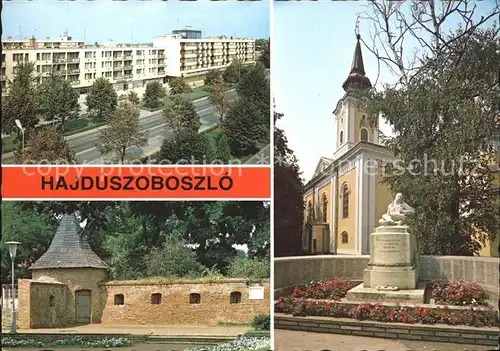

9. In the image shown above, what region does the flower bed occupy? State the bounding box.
[184,336,270,351]
[275,297,498,328]
[431,280,489,306]
[290,278,357,300]
[2,336,132,348]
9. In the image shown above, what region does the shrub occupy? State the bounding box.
[251,313,270,331]
[228,258,270,279]
[431,280,489,306]
[291,278,356,300]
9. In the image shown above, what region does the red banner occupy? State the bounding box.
[2,166,271,200]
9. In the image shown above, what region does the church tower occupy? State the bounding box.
[333,34,378,159]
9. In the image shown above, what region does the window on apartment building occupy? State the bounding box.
[85,73,92,80]
[151,293,162,304]
[342,184,349,218]
[341,232,349,244]
[229,292,241,304]
[136,50,142,55]
[189,293,201,304]
[37,53,40,60]
[114,294,125,306]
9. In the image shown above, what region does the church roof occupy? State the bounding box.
[30,214,108,270]
[342,34,372,92]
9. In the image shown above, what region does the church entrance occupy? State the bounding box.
[75,290,91,324]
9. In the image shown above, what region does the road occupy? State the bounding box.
[2,91,237,164]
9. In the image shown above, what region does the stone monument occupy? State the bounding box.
[347,193,425,302]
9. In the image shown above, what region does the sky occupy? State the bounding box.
[2,0,270,43]
[273,1,497,182]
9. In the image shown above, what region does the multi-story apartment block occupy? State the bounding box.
[1,31,256,97]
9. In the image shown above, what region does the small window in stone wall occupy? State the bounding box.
[230,291,241,304]
[189,293,201,304]
[151,293,162,304]
[114,294,125,305]
[49,295,55,307]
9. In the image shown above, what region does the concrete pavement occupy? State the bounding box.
[275,330,494,351]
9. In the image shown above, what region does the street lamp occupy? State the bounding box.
[14,119,25,151]
[5,241,20,333]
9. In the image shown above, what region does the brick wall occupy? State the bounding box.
[274,255,499,299]
[275,314,499,347]
[31,268,108,325]
[101,279,270,325]
[18,280,68,329]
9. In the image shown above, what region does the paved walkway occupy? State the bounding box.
[9,324,251,337]
[275,330,495,351]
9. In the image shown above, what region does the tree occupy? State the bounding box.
[169,77,191,95]
[145,233,204,277]
[216,133,231,163]
[223,59,244,84]
[223,98,263,157]
[1,202,58,280]
[37,73,79,131]
[158,131,214,164]
[236,63,270,141]
[228,257,270,279]
[210,78,231,122]
[96,101,147,164]
[359,2,499,255]
[204,69,222,86]
[143,81,166,107]
[274,110,305,257]
[1,61,38,137]
[162,95,201,135]
[258,38,270,69]
[127,91,140,105]
[15,126,77,164]
[85,77,117,119]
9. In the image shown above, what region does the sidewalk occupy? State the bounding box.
[9,324,251,337]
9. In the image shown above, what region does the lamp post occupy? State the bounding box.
[14,119,25,151]
[5,241,20,333]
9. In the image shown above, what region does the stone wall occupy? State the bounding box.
[32,268,108,325]
[18,279,67,329]
[274,255,499,298]
[101,279,270,325]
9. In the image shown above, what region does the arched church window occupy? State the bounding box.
[342,185,349,218]
[307,201,313,222]
[341,231,349,244]
[340,131,344,144]
[321,194,328,222]
[360,128,369,142]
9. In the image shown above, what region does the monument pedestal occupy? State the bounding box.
[347,226,425,303]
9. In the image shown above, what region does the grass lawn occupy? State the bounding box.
[2,134,18,154]
[184,85,213,101]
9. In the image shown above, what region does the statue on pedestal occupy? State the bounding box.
[378,193,415,226]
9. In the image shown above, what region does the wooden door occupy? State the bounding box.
[75,290,91,324]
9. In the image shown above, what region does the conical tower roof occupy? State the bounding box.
[342,34,372,92]
[30,214,108,270]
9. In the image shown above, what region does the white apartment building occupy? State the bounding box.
[1,32,256,97]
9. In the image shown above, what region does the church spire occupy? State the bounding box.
[342,34,372,92]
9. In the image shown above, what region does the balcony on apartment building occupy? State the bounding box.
[67,57,80,63]
[123,65,133,70]
[113,65,123,71]
[70,80,80,86]
[113,55,123,61]
[158,53,165,58]
[2,61,6,67]
[52,57,66,63]
[68,68,80,75]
